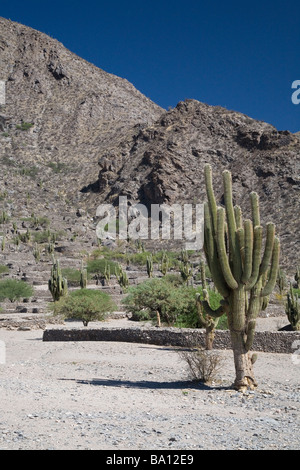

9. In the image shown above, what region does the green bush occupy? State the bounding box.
[50,288,117,326]
[0,279,34,302]
[87,258,119,277]
[47,162,69,174]
[122,277,226,328]
[16,122,34,131]
[0,265,9,275]
[61,268,90,286]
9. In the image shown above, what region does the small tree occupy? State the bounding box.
[51,288,117,326]
[0,279,34,302]
[122,277,223,328]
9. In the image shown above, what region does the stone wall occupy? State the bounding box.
[42,326,300,354]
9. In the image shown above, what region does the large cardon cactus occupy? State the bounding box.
[201,164,280,391]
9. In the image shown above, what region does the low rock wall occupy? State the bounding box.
[42,326,300,354]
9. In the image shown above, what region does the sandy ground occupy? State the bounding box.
[0,318,299,450]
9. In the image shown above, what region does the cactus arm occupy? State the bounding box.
[250,192,260,227]
[234,205,243,230]
[245,226,263,290]
[197,291,228,319]
[223,170,242,280]
[244,320,256,352]
[261,237,280,297]
[241,219,253,284]
[204,164,218,235]
[204,203,229,298]
[216,207,238,290]
[200,260,207,290]
[203,202,214,265]
[259,222,275,277]
[237,227,245,265]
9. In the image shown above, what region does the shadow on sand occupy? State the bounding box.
[59,377,232,391]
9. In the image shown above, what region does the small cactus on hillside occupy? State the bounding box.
[295,266,300,289]
[146,254,153,278]
[277,268,287,294]
[286,284,300,331]
[33,243,41,263]
[48,257,68,301]
[80,261,87,289]
[160,251,169,276]
[104,261,111,284]
[180,250,192,285]
[116,264,129,291]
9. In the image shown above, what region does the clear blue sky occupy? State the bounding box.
[1,0,299,132]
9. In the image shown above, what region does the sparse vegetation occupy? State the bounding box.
[47,162,69,174]
[0,265,9,275]
[50,288,117,326]
[87,258,119,277]
[0,279,34,302]
[177,346,224,384]
[122,276,225,329]
[16,122,34,131]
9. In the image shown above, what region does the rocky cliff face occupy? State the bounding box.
[96,100,300,268]
[0,18,299,270]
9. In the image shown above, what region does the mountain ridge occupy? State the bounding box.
[0,17,299,270]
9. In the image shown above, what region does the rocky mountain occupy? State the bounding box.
[96,100,300,269]
[0,17,162,212]
[0,17,299,271]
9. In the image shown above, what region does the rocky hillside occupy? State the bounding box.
[0,17,163,219]
[96,99,300,269]
[0,18,299,272]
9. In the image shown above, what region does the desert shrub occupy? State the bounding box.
[19,166,39,178]
[33,230,51,244]
[0,211,9,224]
[61,268,91,286]
[122,277,225,328]
[122,278,189,325]
[0,265,9,275]
[128,250,182,268]
[50,288,117,326]
[16,122,34,131]
[0,279,34,302]
[175,286,226,329]
[177,347,224,384]
[47,162,69,174]
[86,258,119,277]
